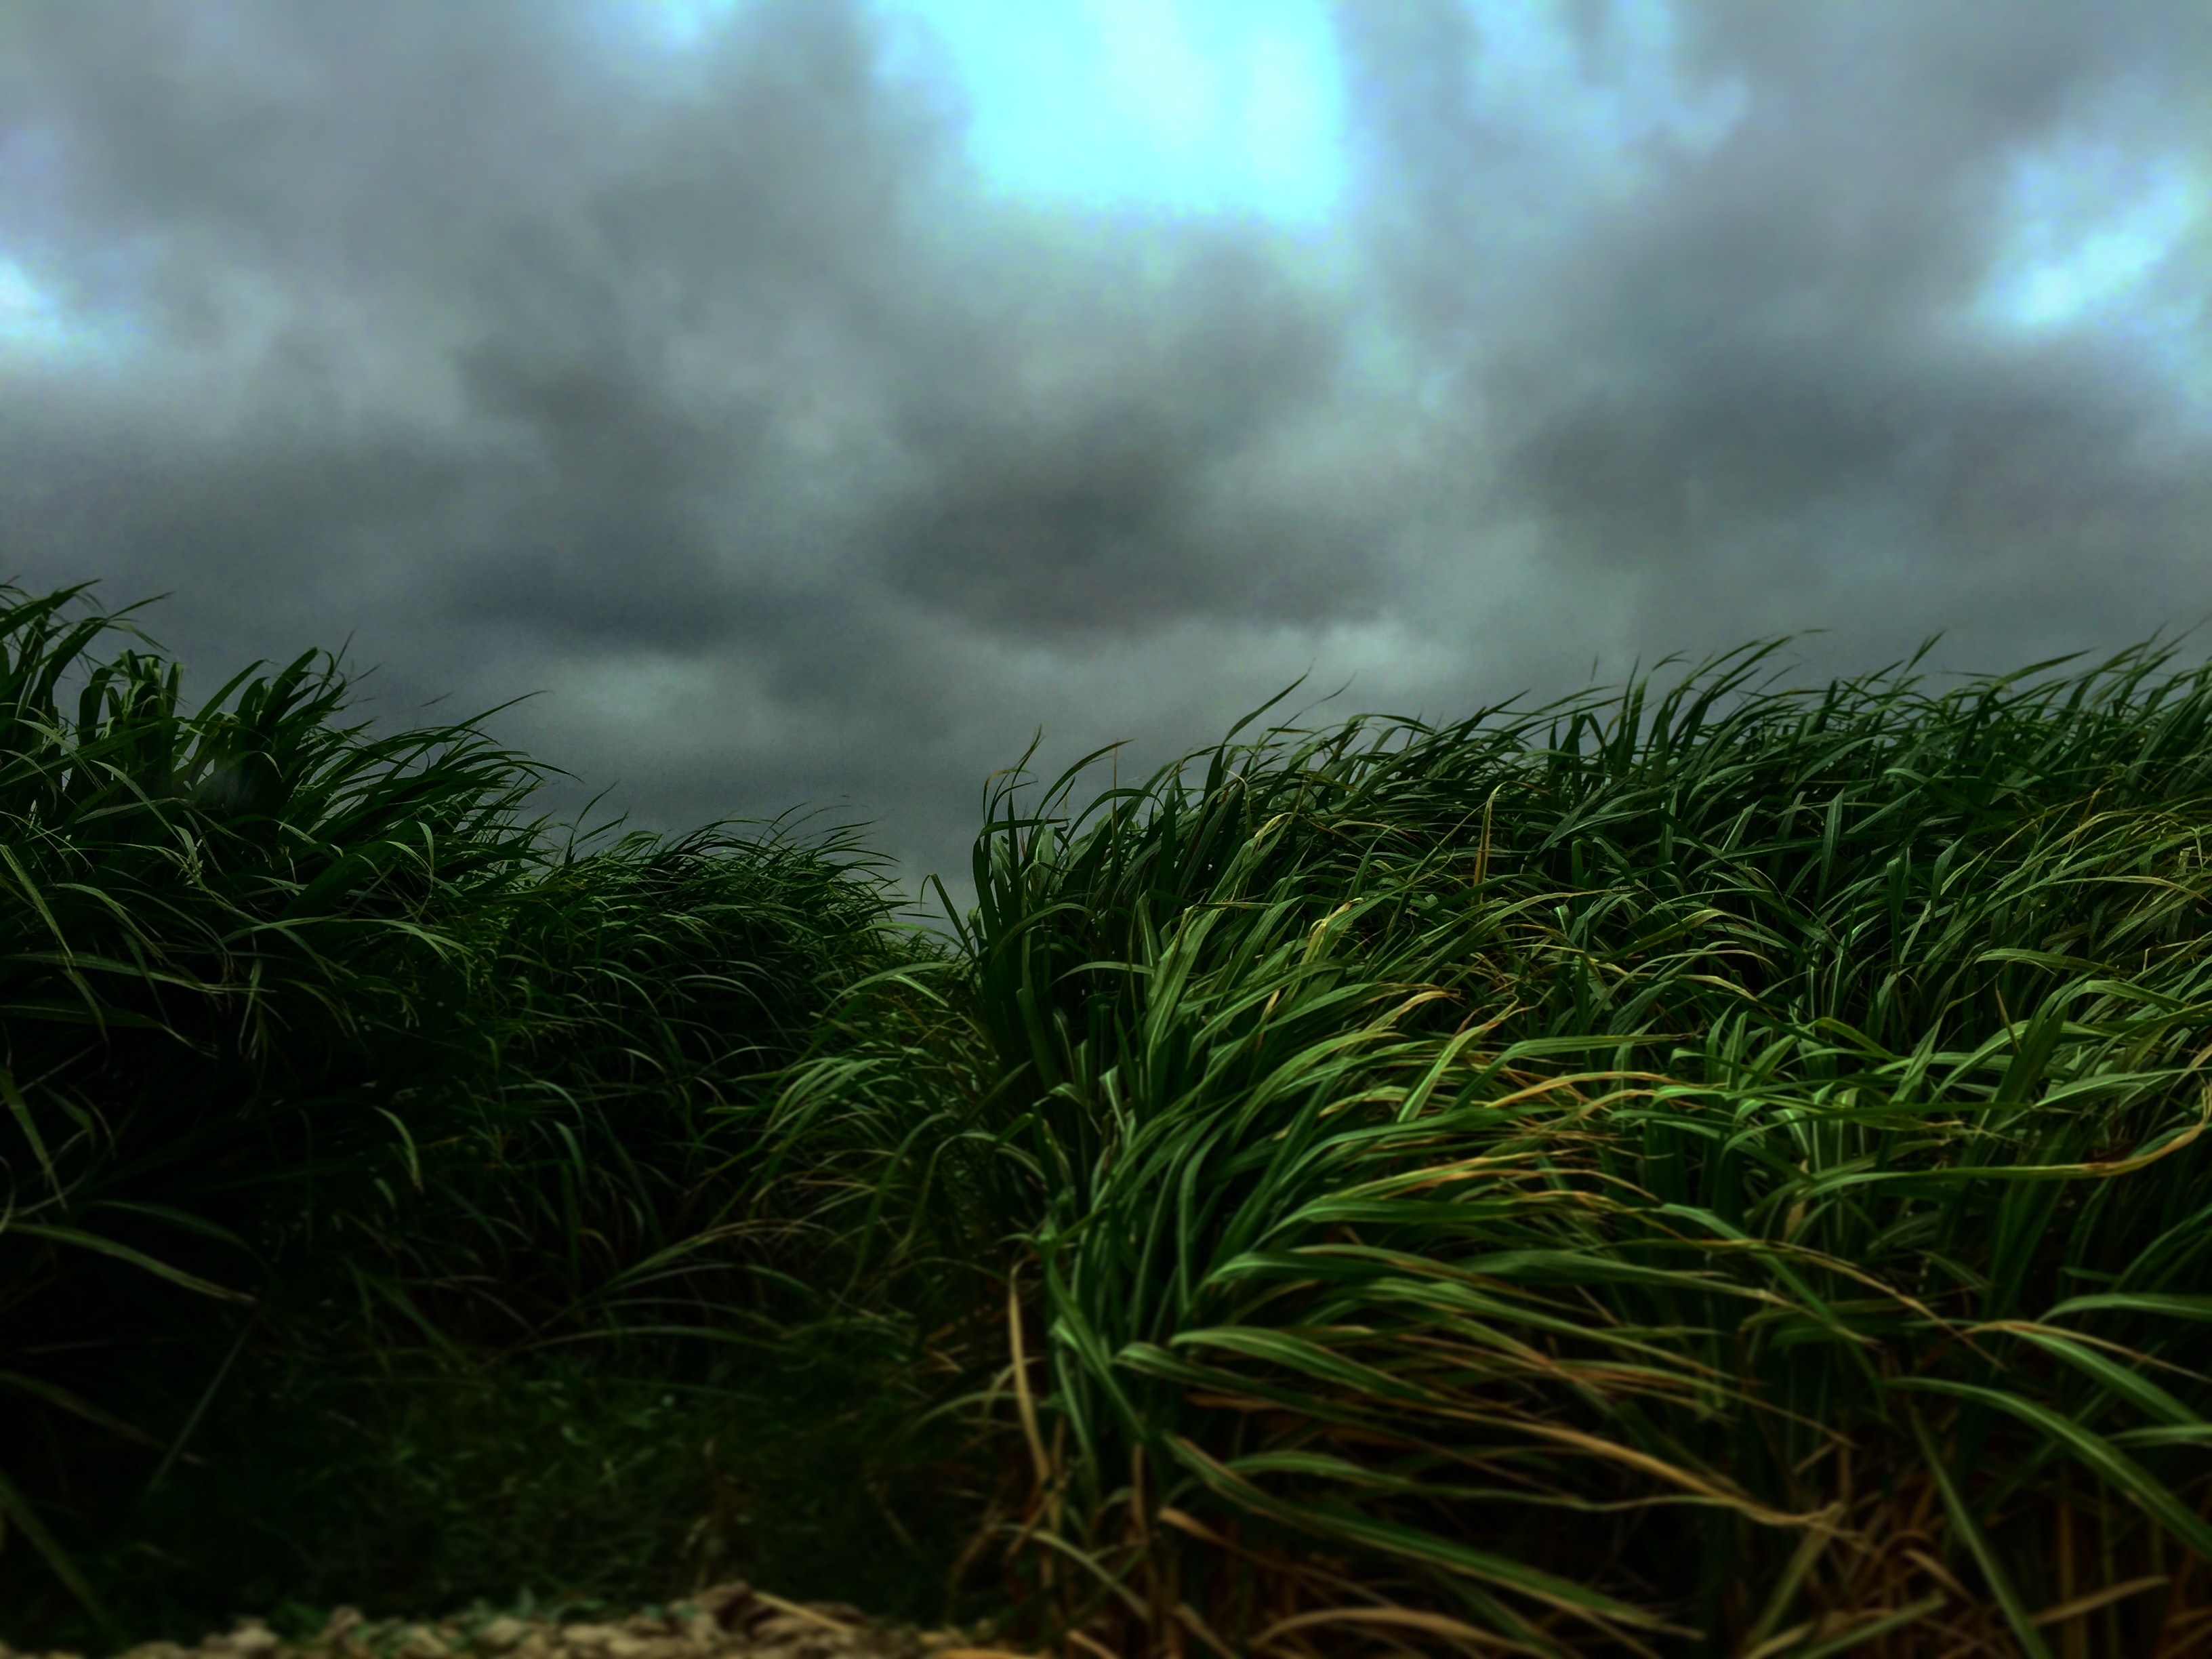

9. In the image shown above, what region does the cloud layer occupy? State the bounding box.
[2,0,2207,900]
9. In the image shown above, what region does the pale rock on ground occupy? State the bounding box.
[0,1582,1029,1659]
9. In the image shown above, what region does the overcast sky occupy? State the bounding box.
[3,0,2208,907]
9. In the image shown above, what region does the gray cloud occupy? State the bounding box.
[1340,0,2211,660]
[1,0,2207,905]
[873,226,1366,634]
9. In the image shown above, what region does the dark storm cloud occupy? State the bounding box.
[438,343,760,647]
[875,226,1364,634]
[1338,0,2211,659]
[1,0,2207,902]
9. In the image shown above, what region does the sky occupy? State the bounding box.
[1,0,2208,909]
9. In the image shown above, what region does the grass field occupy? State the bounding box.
[5,578,2212,1658]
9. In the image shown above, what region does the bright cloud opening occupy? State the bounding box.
[636,0,1348,224]
[1978,146,2205,331]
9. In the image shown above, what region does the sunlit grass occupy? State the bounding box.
[8,581,2212,1656]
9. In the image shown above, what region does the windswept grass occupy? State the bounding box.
[0,582,964,1647]
[9,580,2212,1656]
[766,637,2212,1655]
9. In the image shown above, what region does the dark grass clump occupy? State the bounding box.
[0,582,972,1650]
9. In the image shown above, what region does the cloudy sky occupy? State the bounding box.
[2,0,2207,905]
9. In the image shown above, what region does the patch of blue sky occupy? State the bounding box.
[0,255,115,365]
[886,0,1345,226]
[1974,142,2210,422]
[1979,147,2203,330]
[636,0,1347,226]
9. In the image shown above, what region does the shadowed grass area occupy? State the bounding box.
[0,581,975,1648]
[9,580,2212,1656]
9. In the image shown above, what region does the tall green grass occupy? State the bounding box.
[767,639,2212,1654]
[9,579,2212,1656]
[0,582,972,1648]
